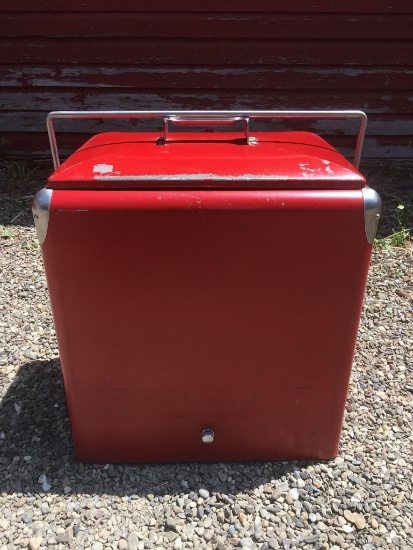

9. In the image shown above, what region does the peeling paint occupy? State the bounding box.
[93,163,114,174]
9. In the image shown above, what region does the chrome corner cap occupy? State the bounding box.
[362,187,382,244]
[32,188,53,245]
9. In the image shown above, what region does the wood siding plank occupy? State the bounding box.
[2,13,413,39]
[1,90,413,115]
[2,1,413,14]
[2,38,413,66]
[3,65,412,91]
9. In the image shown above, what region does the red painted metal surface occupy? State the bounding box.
[48,131,364,190]
[39,131,374,463]
[0,4,412,160]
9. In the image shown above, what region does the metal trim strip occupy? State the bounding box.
[32,189,53,245]
[362,187,382,244]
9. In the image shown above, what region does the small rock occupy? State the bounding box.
[228,525,237,536]
[165,517,177,532]
[42,480,51,492]
[199,488,210,499]
[204,529,214,542]
[272,482,289,500]
[305,535,319,544]
[29,538,42,550]
[164,532,179,543]
[344,510,366,529]
[371,517,379,529]
[128,532,140,550]
[337,516,346,527]
[21,512,33,524]
[203,516,213,529]
[14,497,26,508]
[91,543,103,550]
[118,540,128,550]
[288,489,299,501]
[268,538,280,550]
[184,524,195,539]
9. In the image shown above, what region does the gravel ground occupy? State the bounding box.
[0,162,412,550]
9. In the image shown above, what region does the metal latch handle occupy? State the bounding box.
[46,110,367,170]
[164,116,250,143]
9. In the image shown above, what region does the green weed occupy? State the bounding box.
[375,203,411,249]
[0,225,13,239]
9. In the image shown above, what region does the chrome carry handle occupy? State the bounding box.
[163,116,250,144]
[46,110,367,170]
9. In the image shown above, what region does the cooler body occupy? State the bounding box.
[34,121,380,463]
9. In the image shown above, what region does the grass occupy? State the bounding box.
[0,159,49,227]
[0,157,40,182]
[374,203,412,249]
[362,161,412,250]
[375,229,411,249]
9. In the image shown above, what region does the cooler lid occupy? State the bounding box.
[48,131,365,190]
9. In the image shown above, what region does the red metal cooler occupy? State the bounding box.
[33,110,381,463]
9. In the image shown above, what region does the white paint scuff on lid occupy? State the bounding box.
[93,163,113,174]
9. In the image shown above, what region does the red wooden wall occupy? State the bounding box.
[1,1,413,161]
